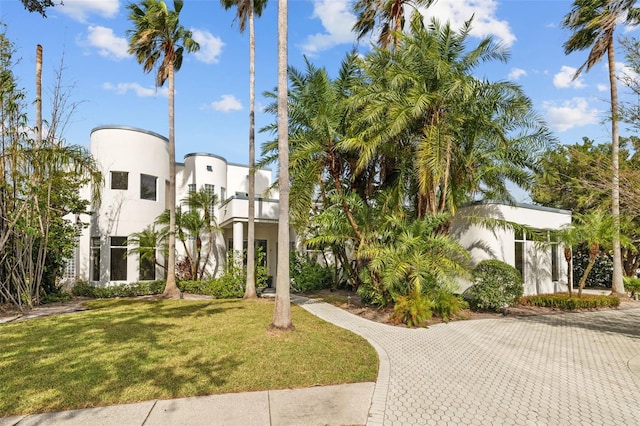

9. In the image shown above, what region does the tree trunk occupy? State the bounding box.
[244,2,257,299]
[35,44,42,147]
[564,246,572,297]
[608,38,625,296]
[164,62,180,298]
[270,0,294,330]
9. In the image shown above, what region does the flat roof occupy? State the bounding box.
[91,125,168,142]
[465,200,572,215]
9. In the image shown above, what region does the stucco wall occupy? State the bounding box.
[450,202,572,296]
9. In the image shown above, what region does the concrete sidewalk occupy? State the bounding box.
[1,382,374,426]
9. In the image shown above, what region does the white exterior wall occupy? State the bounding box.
[78,126,170,285]
[450,202,572,296]
[76,125,285,287]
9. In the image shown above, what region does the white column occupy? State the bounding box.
[233,221,244,265]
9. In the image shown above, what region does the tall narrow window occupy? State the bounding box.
[204,184,215,218]
[90,237,101,281]
[140,174,157,200]
[188,183,196,193]
[514,230,525,281]
[110,237,127,281]
[139,250,156,280]
[111,171,128,190]
[221,187,226,201]
[551,243,559,282]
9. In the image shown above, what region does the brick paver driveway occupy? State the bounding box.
[295,297,640,425]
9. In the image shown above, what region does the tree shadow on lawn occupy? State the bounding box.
[513,306,640,340]
[0,299,245,416]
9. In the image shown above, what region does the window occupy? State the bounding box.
[140,174,157,200]
[139,251,156,281]
[188,184,196,193]
[221,187,226,201]
[514,230,525,281]
[110,237,128,281]
[90,237,100,281]
[111,171,128,190]
[206,165,213,172]
[205,184,215,218]
[550,235,559,282]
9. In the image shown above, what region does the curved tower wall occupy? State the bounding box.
[82,126,169,285]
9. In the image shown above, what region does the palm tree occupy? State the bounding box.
[270,0,294,330]
[220,0,268,299]
[352,0,436,48]
[347,18,549,217]
[127,0,200,298]
[560,211,616,297]
[562,0,640,296]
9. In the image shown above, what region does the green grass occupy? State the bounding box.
[0,299,378,416]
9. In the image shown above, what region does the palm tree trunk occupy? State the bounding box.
[35,44,42,147]
[164,62,180,298]
[578,257,597,298]
[244,1,257,299]
[270,0,294,330]
[608,38,625,296]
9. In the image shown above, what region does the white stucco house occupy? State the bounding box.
[68,125,287,287]
[65,125,572,297]
[450,201,572,296]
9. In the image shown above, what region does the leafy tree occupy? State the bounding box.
[0,29,101,309]
[531,138,640,278]
[220,0,268,300]
[562,0,640,295]
[19,0,56,17]
[127,0,200,298]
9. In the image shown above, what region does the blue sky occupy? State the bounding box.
[1,0,638,185]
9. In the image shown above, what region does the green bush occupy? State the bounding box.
[520,293,620,309]
[40,291,73,304]
[431,288,467,322]
[178,278,244,298]
[290,253,333,293]
[623,277,640,297]
[71,280,165,298]
[464,260,524,312]
[390,291,432,327]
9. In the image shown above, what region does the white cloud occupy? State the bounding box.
[84,26,129,60]
[417,0,516,47]
[191,29,224,64]
[542,98,600,132]
[205,95,243,112]
[301,0,357,55]
[597,84,608,92]
[508,68,527,81]
[614,61,640,89]
[103,82,169,98]
[553,66,586,89]
[58,0,119,22]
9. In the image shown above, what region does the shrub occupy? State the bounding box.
[464,260,524,312]
[520,293,620,310]
[623,277,640,297]
[72,280,165,298]
[390,291,432,327]
[431,288,467,322]
[178,278,244,298]
[290,253,333,293]
[40,291,73,304]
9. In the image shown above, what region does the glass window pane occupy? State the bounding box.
[111,171,128,190]
[140,174,157,200]
[110,236,127,281]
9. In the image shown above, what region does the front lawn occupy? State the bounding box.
[0,298,378,416]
